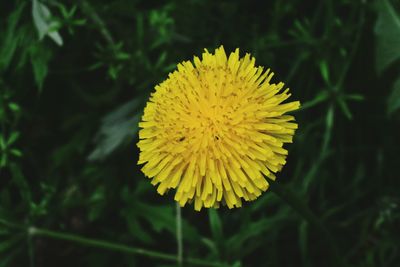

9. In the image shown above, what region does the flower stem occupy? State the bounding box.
[27,226,222,266]
[176,202,183,267]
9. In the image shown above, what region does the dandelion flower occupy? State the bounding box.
[137,46,300,211]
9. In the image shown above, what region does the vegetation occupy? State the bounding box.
[1,0,399,266]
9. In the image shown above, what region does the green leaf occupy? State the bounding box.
[387,77,400,115]
[88,186,106,222]
[344,94,365,101]
[301,155,323,194]
[299,90,329,111]
[32,0,63,46]
[208,209,223,244]
[8,103,20,112]
[231,261,242,267]
[0,3,26,72]
[322,105,334,155]
[0,136,5,150]
[374,0,400,74]
[134,203,174,233]
[10,163,32,205]
[88,99,143,161]
[326,106,334,129]
[338,98,353,120]
[125,215,154,244]
[200,237,218,256]
[115,52,131,61]
[10,149,22,158]
[29,202,47,216]
[29,43,51,91]
[155,51,168,69]
[108,65,121,80]
[319,60,330,84]
[0,154,7,168]
[226,210,290,256]
[6,132,20,146]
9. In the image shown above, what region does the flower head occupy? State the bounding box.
[137,46,300,211]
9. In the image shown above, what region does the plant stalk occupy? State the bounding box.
[28,226,222,267]
[176,202,183,267]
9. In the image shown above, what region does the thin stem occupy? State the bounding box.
[176,203,183,267]
[336,5,365,89]
[28,227,222,267]
[28,233,35,267]
[80,0,116,47]
[0,218,25,230]
[285,52,309,83]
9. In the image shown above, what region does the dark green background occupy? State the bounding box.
[1,0,399,266]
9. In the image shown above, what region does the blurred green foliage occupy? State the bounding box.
[1,0,400,266]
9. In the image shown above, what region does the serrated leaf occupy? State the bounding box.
[32,0,63,46]
[374,0,400,74]
[387,77,400,115]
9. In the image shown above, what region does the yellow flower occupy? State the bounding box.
[137,46,300,211]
